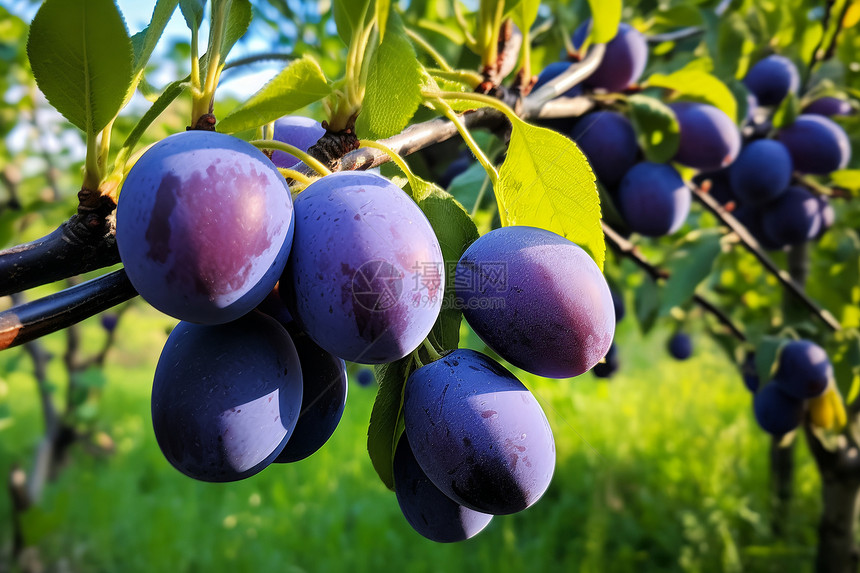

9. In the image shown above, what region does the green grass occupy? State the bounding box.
[0,310,825,572]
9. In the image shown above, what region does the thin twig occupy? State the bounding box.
[602,222,747,342]
[0,270,137,351]
[690,183,841,332]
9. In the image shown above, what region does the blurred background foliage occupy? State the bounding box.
[1,0,859,571]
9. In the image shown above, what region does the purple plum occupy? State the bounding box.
[116,131,294,324]
[404,349,556,515]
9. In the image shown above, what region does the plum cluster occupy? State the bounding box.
[535,40,853,248]
[751,340,832,435]
[116,127,444,482]
[115,117,617,542]
[392,226,615,541]
[697,57,852,250]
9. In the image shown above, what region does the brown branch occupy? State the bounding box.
[0,270,137,351]
[602,221,747,342]
[0,210,119,298]
[690,183,841,332]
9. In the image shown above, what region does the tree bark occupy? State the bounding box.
[816,476,860,573]
[770,436,795,537]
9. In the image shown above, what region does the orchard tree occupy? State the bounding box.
[1,0,860,571]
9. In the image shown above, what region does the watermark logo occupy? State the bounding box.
[352,260,403,311]
[352,260,509,310]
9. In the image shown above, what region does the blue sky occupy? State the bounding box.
[3,0,293,99]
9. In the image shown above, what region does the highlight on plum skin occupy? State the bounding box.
[802,96,854,118]
[772,340,831,400]
[617,162,690,237]
[403,349,556,516]
[742,55,799,107]
[670,102,741,172]
[151,312,304,483]
[776,114,852,175]
[760,186,823,248]
[393,435,493,543]
[116,130,294,325]
[271,116,327,169]
[283,171,444,365]
[455,226,615,379]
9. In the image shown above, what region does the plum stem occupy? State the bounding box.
[405,28,453,72]
[189,25,201,95]
[96,119,114,182]
[358,139,421,196]
[453,1,479,52]
[249,140,332,177]
[192,0,231,125]
[427,68,484,89]
[83,132,101,191]
[421,339,443,362]
[277,168,313,187]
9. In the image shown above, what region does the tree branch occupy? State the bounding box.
[0,270,136,351]
[0,210,119,298]
[690,183,841,332]
[602,221,747,342]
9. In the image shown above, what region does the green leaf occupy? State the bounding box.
[755,336,785,387]
[26,0,135,135]
[507,0,540,37]
[827,330,860,405]
[219,0,252,57]
[200,0,252,79]
[376,0,391,41]
[117,79,188,169]
[448,161,488,209]
[0,209,18,248]
[585,0,622,44]
[132,0,180,74]
[75,368,108,389]
[356,14,424,140]
[217,56,331,133]
[659,229,722,316]
[647,68,738,123]
[418,188,480,350]
[652,6,703,29]
[713,12,752,79]
[635,276,660,335]
[496,117,605,269]
[333,0,372,44]
[627,94,680,163]
[367,356,414,490]
[727,80,752,125]
[179,0,205,29]
[772,92,799,129]
[830,170,860,194]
